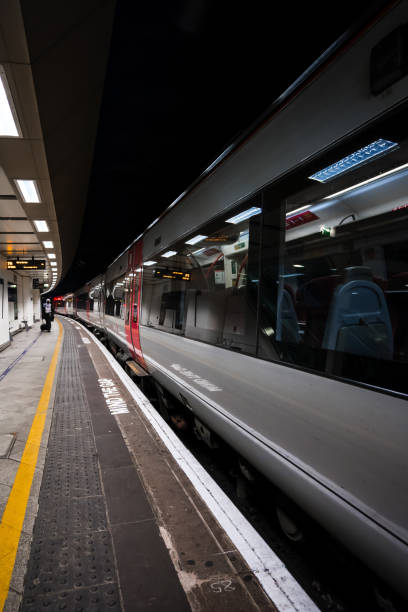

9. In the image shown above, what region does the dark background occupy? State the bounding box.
[57,0,379,294]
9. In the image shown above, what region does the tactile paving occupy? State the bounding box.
[21,320,123,611]
[33,495,107,538]
[22,583,121,611]
[24,531,116,597]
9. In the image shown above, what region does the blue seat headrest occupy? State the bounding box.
[344,266,372,282]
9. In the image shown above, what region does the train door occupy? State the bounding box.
[129,241,146,366]
[123,253,134,354]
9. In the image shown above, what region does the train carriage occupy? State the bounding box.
[59,2,408,601]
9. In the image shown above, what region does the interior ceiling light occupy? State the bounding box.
[324,161,408,200]
[185,234,208,245]
[33,220,49,232]
[0,70,20,137]
[42,241,53,248]
[50,263,57,268]
[226,207,261,224]
[143,260,157,266]
[48,253,56,259]
[162,250,177,258]
[286,205,311,217]
[309,139,398,183]
[15,179,41,203]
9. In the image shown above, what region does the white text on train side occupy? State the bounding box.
[171,364,222,392]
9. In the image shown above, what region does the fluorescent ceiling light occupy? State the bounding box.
[15,179,41,203]
[192,248,205,255]
[324,161,408,200]
[293,264,304,268]
[162,250,177,258]
[0,71,20,136]
[286,205,311,217]
[309,139,398,183]
[185,234,208,245]
[143,260,157,266]
[42,240,54,248]
[50,262,57,267]
[44,283,49,287]
[226,207,261,224]
[48,253,56,259]
[33,220,49,232]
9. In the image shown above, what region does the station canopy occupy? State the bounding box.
[0,1,116,293]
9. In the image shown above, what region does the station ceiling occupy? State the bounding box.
[0,0,116,291]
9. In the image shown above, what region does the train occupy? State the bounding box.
[56,2,408,605]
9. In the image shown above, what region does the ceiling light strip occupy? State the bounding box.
[0,69,21,137]
[324,162,408,200]
[15,180,41,203]
[309,139,398,183]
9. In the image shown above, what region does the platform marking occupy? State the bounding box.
[98,378,129,414]
[0,334,41,383]
[77,321,318,612]
[0,319,63,611]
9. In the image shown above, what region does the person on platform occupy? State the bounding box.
[43,298,52,332]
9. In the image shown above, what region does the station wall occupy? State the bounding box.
[0,256,38,350]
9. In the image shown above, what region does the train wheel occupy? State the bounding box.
[276,506,304,542]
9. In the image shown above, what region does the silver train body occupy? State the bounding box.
[56,2,408,600]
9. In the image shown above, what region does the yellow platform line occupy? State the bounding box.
[0,319,63,610]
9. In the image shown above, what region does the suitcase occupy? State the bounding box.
[40,323,47,331]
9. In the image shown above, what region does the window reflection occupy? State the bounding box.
[260,131,408,393]
[141,206,260,355]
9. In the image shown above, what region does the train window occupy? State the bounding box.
[132,271,140,324]
[105,273,130,320]
[141,201,261,354]
[89,282,102,313]
[76,292,88,313]
[259,111,408,395]
[141,259,187,333]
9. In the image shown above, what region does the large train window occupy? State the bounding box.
[105,273,130,320]
[89,281,102,313]
[260,107,408,395]
[141,200,261,354]
[76,291,88,312]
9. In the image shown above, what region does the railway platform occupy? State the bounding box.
[0,316,316,612]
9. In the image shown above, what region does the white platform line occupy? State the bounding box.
[75,320,319,612]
